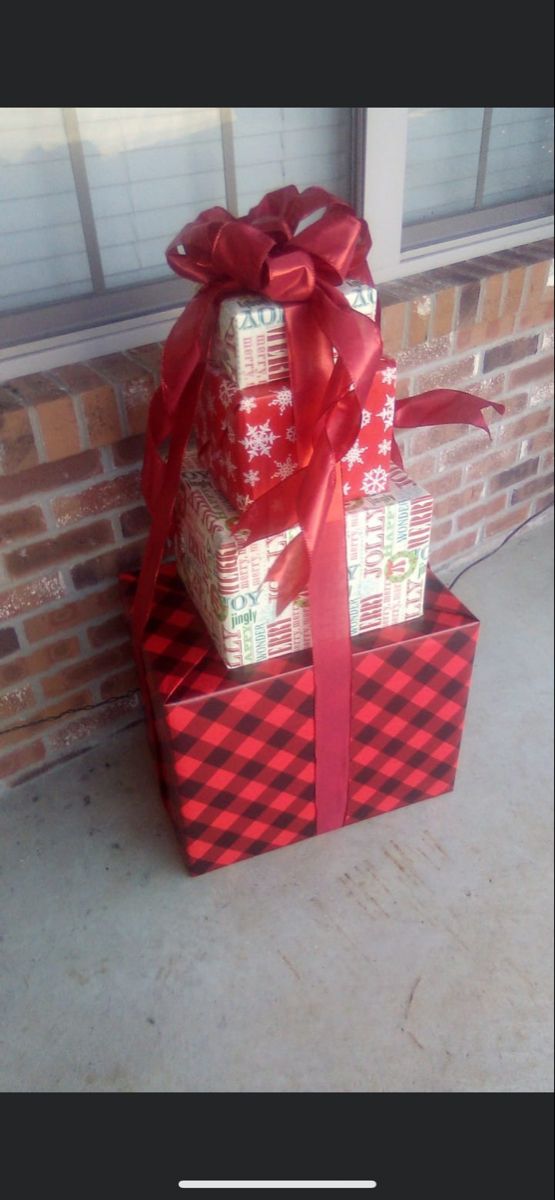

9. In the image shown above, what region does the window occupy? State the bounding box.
[0,107,354,352]
[364,107,554,282]
[0,106,553,378]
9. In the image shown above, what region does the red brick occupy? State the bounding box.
[508,354,554,390]
[36,395,81,461]
[396,334,452,373]
[381,303,407,355]
[456,493,506,529]
[511,471,554,505]
[127,343,163,375]
[397,451,437,485]
[0,505,46,544]
[482,335,539,373]
[0,450,102,503]
[410,424,469,457]
[518,427,552,458]
[0,393,39,475]
[87,614,129,648]
[49,691,142,752]
[456,313,516,352]
[487,392,529,424]
[89,354,153,437]
[494,408,552,445]
[465,445,519,483]
[41,642,133,699]
[408,295,432,346]
[0,635,81,689]
[4,373,66,406]
[457,281,481,327]
[70,539,146,590]
[417,355,477,392]
[481,273,504,322]
[4,519,114,579]
[0,627,19,658]
[39,688,94,723]
[24,585,120,642]
[429,518,453,545]
[421,468,463,498]
[437,431,493,471]
[431,289,456,338]
[0,739,45,781]
[50,362,109,394]
[524,260,552,304]
[485,503,531,537]
[82,387,122,448]
[120,504,150,538]
[429,529,478,566]
[111,434,145,467]
[533,492,554,515]
[541,448,554,473]
[516,299,554,331]
[52,472,141,527]
[100,663,140,700]
[433,482,484,520]
[0,682,36,720]
[503,267,527,317]
[0,573,65,621]
[490,456,539,493]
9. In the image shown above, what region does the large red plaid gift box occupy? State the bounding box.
[210,280,378,389]
[193,358,396,512]
[174,460,433,668]
[120,564,479,876]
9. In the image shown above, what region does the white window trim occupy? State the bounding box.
[1,106,553,384]
[363,107,554,284]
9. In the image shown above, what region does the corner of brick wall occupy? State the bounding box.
[1,255,554,789]
[0,345,162,787]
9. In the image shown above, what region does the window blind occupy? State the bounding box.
[0,107,91,312]
[403,106,554,229]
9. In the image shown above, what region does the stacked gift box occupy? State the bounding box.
[123,192,483,876]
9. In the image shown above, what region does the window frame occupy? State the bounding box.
[363,107,554,284]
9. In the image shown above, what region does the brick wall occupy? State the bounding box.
[1,250,553,788]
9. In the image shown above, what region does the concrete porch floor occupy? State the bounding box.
[1,520,553,1093]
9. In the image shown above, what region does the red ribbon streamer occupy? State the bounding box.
[132,184,504,838]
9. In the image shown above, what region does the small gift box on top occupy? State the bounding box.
[211,280,378,389]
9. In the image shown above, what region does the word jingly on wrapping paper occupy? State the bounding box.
[174,463,433,669]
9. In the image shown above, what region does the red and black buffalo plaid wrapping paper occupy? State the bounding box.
[120,565,480,875]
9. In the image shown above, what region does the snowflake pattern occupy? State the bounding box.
[269,386,293,415]
[361,465,388,495]
[342,438,366,471]
[239,420,280,461]
[343,481,351,496]
[244,469,260,488]
[235,494,249,511]
[219,378,237,409]
[378,394,395,431]
[361,409,371,427]
[238,395,257,414]
[272,455,297,482]
[378,438,390,456]
[380,366,397,386]
[285,425,297,443]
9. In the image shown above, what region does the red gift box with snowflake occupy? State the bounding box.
[194,358,397,513]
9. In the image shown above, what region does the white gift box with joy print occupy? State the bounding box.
[210,279,378,390]
[174,462,433,669]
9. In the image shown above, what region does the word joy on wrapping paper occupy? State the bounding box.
[178,1183,378,1190]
